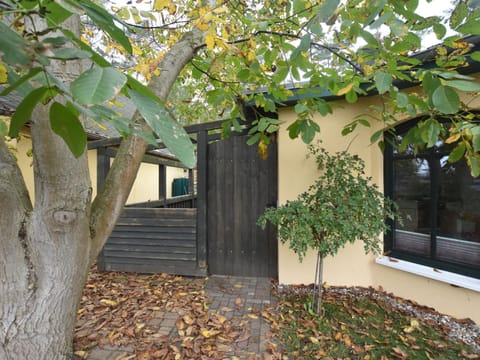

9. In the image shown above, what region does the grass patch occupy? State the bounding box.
[270,286,479,359]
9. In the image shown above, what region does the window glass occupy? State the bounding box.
[393,158,431,256]
[437,157,480,267]
[385,119,480,278]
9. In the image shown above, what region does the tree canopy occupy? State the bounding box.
[1,0,480,175]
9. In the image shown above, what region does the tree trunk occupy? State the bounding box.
[0,105,92,359]
[0,15,206,359]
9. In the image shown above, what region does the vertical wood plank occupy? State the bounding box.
[188,169,195,195]
[196,130,208,270]
[158,165,166,200]
[224,137,234,275]
[96,147,111,271]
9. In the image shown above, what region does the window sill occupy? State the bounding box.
[375,256,480,292]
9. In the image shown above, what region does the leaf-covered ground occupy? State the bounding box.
[74,269,257,359]
[74,269,479,359]
[264,284,480,359]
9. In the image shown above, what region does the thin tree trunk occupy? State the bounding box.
[315,251,324,316]
[89,28,205,260]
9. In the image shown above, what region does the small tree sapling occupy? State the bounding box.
[258,143,398,315]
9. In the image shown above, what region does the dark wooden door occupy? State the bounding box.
[207,134,278,277]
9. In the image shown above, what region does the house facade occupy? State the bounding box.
[275,83,480,324]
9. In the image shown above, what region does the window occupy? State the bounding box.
[384,119,480,279]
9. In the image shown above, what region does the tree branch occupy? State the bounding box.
[231,30,364,74]
[89,28,206,261]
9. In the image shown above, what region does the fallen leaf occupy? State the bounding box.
[100,299,118,307]
[200,329,221,338]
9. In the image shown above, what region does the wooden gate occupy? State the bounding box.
[206,134,278,277]
[94,120,278,278]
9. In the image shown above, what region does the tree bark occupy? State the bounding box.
[0,14,93,358]
[1,13,205,358]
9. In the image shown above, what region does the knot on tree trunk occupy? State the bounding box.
[53,210,77,225]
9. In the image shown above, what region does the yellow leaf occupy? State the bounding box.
[153,0,170,11]
[363,64,373,76]
[213,5,228,14]
[343,335,352,347]
[200,329,220,338]
[0,62,7,84]
[196,21,209,31]
[100,299,118,307]
[205,33,215,50]
[203,12,213,23]
[168,4,176,15]
[74,350,87,358]
[258,140,268,160]
[309,336,319,344]
[248,313,259,319]
[445,133,461,144]
[337,83,354,96]
[410,318,420,329]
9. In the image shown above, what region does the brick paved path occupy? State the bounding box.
[86,276,276,360]
[205,276,277,358]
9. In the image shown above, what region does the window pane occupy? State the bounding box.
[436,156,480,267]
[393,158,431,256]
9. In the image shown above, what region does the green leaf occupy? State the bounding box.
[445,80,480,92]
[0,119,7,136]
[0,67,42,96]
[370,129,383,143]
[44,1,74,26]
[247,132,261,145]
[50,48,92,60]
[420,119,441,148]
[422,72,441,97]
[433,23,446,39]
[432,86,460,114]
[287,121,300,139]
[471,51,480,62]
[76,0,132,54]
[128,89,195,168]
[63,29,111,67]
[473,136,480,154]
[125,75,159,101]
[50,102,87,157]
[300,120,319,144]
[71,66,126,105]
[396,92,409,108]
[449,142,466,163]
[375,72,392,94]
[449,1,468,29]
[345,89,358,103]
[316,0,340,23]
[468,154,480,177]
[457,19,480,35]
[0,22,31,67]
[290,34,311,61]
[9,87,52,137]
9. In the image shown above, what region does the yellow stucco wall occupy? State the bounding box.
[13,136,188,205]
[277,94,480,324]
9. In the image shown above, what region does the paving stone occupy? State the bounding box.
[86,275,277,360]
